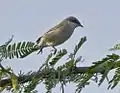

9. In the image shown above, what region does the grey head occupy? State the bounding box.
[65,16,83,27]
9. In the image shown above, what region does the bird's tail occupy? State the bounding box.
[36,36,44,54]
[36,36,42,44]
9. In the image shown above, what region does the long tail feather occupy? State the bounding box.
[36,36,42,44]
[36,36,45,54]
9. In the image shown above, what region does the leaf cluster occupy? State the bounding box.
[0,36,120,93]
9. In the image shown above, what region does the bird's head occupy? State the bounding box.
[64,16,83,29]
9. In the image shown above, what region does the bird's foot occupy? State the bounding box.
[50,49,57,55]
[51,47,57,55]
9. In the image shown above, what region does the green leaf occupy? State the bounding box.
[0,42,40,59]
[109,43,120,51]
[11,73,19,90]
[49,49,67,66]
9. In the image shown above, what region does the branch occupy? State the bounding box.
[0,36,119,92]
[0,64,115,88]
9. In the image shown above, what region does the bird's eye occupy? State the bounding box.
[71,19,80,25]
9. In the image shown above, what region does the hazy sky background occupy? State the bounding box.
[0,0,120,93]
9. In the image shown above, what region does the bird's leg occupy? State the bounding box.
[51,46,57,55]
[37,47,43,54]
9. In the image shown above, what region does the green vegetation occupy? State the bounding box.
[0,36,120,93]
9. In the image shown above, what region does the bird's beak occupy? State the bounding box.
[79,23,83,27]
[77,20,83,27]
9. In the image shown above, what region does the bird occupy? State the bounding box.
[36,16,83,54]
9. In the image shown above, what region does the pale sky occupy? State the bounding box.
[0,0,120,93]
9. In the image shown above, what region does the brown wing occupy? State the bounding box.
[45,23,64,34]
[41,23,66,46]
